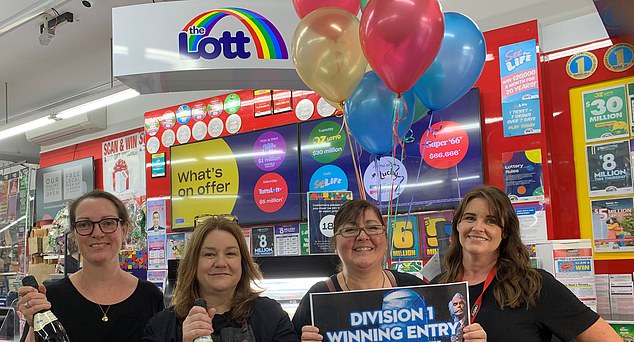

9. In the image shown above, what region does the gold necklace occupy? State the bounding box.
[342,270,387,290]
[98,304,111,322]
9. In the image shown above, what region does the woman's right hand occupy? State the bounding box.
[301,325,323,342]
[17,284,50,327]
[182,305,217,342]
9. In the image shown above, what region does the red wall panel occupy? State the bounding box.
[39,128,144,191]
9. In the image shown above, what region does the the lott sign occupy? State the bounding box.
[179,7,289,60]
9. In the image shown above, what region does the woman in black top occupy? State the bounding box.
[142,216,296,342]
[434,185,620,341]
[18,190,164,342]
[293,199,487,341]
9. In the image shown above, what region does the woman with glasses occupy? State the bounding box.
[292,199,487,341]
[18,190,164,342]
[142,216,297,342]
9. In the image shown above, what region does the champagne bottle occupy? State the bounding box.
[22,275,70,342]
[193,298,213,342]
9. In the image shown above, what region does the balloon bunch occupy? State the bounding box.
[291,0,486,156]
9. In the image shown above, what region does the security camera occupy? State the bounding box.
[81,0,92,8]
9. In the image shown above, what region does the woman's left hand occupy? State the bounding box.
[463,323,487,341]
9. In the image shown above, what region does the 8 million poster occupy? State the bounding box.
[586,140,632,196]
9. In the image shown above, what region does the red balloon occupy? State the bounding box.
[292,0,360,19]
[360,0,444,93]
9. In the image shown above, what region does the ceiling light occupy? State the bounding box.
[0,0,70,36]
[544,39,613,61]
[0,116,56,141]
[56,88,140,119]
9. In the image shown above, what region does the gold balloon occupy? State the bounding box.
[292,8,367,104]
[324,98,344,112]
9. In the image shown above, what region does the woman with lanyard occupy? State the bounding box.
[294,199,487,342]
[142,216,296,342]
[433,185,621,341]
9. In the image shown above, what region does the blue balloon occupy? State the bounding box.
[345,71,415,155]
[413,12,486,110]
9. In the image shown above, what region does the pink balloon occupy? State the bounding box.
[360,0,444,93]
[292,0,360,19]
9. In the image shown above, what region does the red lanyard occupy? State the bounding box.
[466,265,496,324]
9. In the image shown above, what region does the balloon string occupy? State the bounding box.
[405,111,435,219]
[388,96,407,220]
[343,113,366,200]
[386,95,411,267]
[391,97,408,159]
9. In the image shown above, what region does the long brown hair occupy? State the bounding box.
[171,217,262,323]
[439,185,542,309]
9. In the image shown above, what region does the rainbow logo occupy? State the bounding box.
[179,7,288,60]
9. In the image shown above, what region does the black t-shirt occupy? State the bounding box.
[291,269,424,337]
[433,269,599,342]
[142,296,297,342]
[22,276,164,342]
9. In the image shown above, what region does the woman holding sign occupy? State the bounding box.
[433,185,620,341]
[293,199,487,341]
[142,216,296,342]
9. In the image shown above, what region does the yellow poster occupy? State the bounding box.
[170,139,239,229]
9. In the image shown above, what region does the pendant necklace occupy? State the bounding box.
[98,304,111,322]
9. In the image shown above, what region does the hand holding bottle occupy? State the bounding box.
[19,275,70,342]
[18,280,51,327]
[182,298,217,342]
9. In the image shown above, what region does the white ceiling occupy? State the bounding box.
[0,0,601,163]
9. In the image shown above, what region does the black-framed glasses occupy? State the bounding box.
[335,225,385,238]
[73,218,122,236]
[193,214,238,228]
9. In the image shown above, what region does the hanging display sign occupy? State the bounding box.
[582,85,629,142]
[112,1,303,92]
[102,132,146,201]
[311,282,470,342]
[499,39,542,137]
[502,149,545,203]
[586,140,632,196]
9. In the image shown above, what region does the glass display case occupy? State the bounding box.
[259,277,327,317]
[0,164,35,304]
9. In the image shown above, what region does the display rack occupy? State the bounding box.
[0,162,36,303]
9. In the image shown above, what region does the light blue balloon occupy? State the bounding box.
[344,71,415,155]
[413,12,486,110]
